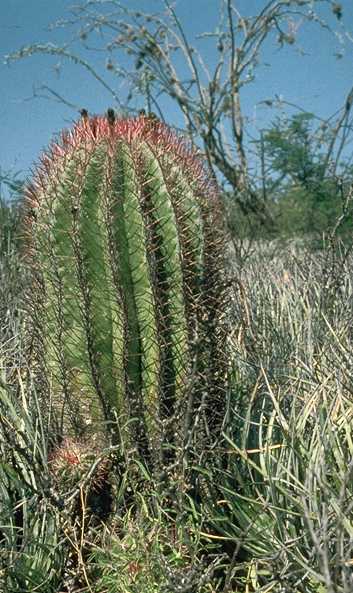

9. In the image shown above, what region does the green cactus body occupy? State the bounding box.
[26,114,228,468]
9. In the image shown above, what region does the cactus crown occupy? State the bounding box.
[25,113,229,470]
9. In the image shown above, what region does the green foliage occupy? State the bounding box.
[264,113,353,238]
[225,113,353,242]
[0,377,64,592]
[262,113,323,185]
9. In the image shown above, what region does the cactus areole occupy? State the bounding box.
[26,113,229,469]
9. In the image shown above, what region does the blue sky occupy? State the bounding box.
[1,0,352,184]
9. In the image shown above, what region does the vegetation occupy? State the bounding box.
[1,157,353,590]
[1,1,353,591]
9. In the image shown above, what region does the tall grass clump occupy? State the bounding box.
[0,375,64,592]
[0,181,64,591]
[0,182,27,376]
[195,240,353,592]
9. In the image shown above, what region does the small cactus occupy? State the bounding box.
[25,112,229,472]
[48,437,108,492]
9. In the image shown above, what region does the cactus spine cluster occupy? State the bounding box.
[26,112,228,470]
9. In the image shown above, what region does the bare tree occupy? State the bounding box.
[5,0,351,227]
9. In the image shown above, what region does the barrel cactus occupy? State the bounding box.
[25,111,229,472]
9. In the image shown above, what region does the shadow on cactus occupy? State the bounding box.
[25,111,229,480]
